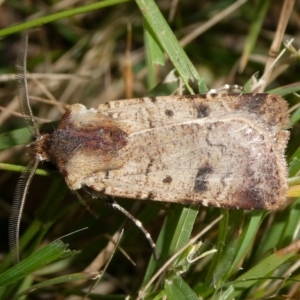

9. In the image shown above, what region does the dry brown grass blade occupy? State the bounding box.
[124,22,133,99]
[256,0,295,92]
[137,215,222,300]
[179,0,248,48]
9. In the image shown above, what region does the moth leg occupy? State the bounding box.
[74,190,100,219]
[78,187,159,259]
[108,197,159,260]
[208,84,244,94]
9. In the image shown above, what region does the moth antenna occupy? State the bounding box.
[9,159,39,264]
[15,31,40,138]
[110,199,160,260]
[9,31,41,264]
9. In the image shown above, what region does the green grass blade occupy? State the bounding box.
[0,163,57,177]
[239,0,270,71]
[0,127,32,150]
[204,209,229,285]
[289,157,300,176]
[254,200,300,259]
[291,107,300,126]
[164,275,198,300]
[0,0,130,37]
[0,240,79,287]
[268,81,300,96]
[144,18,165,90]
[144,19,165,66]
[0,122,59,150]
[135,0,203,94]
[227,212,265,276]
[279,198,300,245]
[14,272,98,299]
[142,205,198,287]
[231,244,299,296]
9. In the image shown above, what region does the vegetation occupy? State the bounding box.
[0,0,299,299]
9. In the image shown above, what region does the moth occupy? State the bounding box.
[9,31,290,263]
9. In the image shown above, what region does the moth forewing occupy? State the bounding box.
[46,92,290,212]
[68,112,288,210]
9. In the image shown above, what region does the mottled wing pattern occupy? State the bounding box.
[97,94,289,135]
[59,94,289,210]
[84,113,288,210]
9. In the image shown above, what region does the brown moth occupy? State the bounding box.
[47,94,289,210]
[9,31,289,264]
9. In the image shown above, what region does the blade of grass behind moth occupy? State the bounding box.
[239,0,270,72]
[203,209,229,287]
[147,70,181,97]
[84,230,124,299]
[289,147,300,166]
[0,0,130,37]
[268,82,300,97]
[142,205,199,288]
[0,122,60,151]
[290,107,300,127]
[0,178,69,273]
[278,198,300,246]
[0,163,56,177]
[230,240,300,297]
[201,211,265,297]
[14,272,99,299]
[23,179,70,258]
[288,156,300,176]
[0,127,32,151]
[290,96,300,126]
[11,273,34,300]
[225,211,266,278]
[252,199,300,261]
[135,0,205,94]
[0,273,34,300]
[164,275,198,300]
[0,218,41,274]
[9,158,39,265]
[199,210,244,295]
[164,205,199,259]
[0,240,79,287]
[144,18,164,90]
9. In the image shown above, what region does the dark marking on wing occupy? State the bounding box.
[233,187,265,209]
[147,191,156,199]
[162,175,172,184]
[165,109,174,117]
[145,159,154,175]
[194,165,213,192]
[197,103,210,118]
[243,94,266,111]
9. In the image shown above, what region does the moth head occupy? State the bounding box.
[9,31,44,264]
[31,134,53,162]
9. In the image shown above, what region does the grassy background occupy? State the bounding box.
[0,0,300,299]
